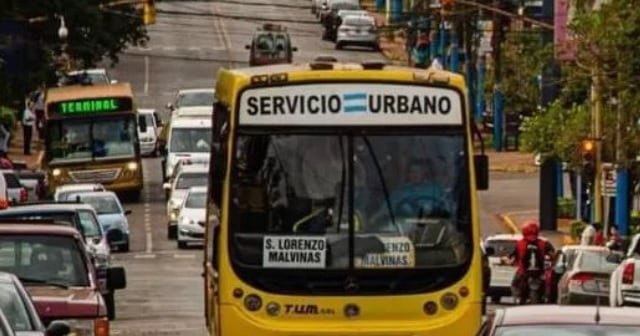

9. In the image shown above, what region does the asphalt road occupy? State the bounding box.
[104,1,540,333]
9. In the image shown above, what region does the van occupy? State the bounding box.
[138,109,162,156]
[160,117,212,181]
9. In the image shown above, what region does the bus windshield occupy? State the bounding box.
[229,132,471,294]
[47,116,137,163]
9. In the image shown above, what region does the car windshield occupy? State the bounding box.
[230,133,471,293]
[77,195,122,215]
[176,173,208,190]
[185,192,207,208]
[485,239,517,258]
[255,33,289,54]
[169,128,212,153]
[47,116,137,163]
[0,210,100,239]
[77,210,103,238]
[0,235,90,287]
[576,250,619,273]
[2,174,20,189]
[495,325,640,335]
[177,92,214,107]
[61,73,109,85]
[0,282,33,331]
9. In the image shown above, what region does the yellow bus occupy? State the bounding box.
[203,61,490,336]
[44,83,144,201]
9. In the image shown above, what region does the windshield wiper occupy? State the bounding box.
[360,136,399,234]
[18,277,70,289]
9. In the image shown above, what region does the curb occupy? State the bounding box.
[496,213,520,234]
[489,166,539,173]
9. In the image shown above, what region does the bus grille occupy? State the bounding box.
[69,168,121,183]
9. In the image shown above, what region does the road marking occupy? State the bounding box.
[134,253,156,259]
[162,46,177,51]
[174,253,196,259]
[144,55,150,96]
[187,46,200,51]
[210,1,232,68]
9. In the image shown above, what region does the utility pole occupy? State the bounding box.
[592,67,603,224]
[492,0,504,152]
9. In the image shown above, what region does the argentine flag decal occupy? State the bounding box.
[342,93,368,113]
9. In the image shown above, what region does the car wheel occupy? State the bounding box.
[104,292,116,320]
[168,225,177,240]
[335,42,343,50]
[490,295,501,304]
[178,240,187,249]
[120,241,130,253]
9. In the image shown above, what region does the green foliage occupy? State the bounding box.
[557,197,576,218]
[0,107,16,133]
[483,31,553,116]
[570,220,586,240]
[0,1,149,104]
[568,0,640,167]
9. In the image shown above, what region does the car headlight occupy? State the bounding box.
[126,162,138,170]
[52,168,62,177]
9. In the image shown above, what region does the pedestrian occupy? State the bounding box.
[32,83,45,141]
[580,221,602,246]
[22,101,35,155]
[0,121,9,156]
[606,224,623,251]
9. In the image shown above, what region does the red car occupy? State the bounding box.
[0,223,126,335]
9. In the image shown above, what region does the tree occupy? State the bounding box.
[483,30,554,117]
[0,0,149,104]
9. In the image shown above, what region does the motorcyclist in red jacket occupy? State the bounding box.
[502,220,555,303]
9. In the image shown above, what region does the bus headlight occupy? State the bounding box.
[52,168,62,177]
[244,294,262,311]
[126,162,138,170]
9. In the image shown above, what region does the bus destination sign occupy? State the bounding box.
[237,83,463,126]
[49,97,133,115]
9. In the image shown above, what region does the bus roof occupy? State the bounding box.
[214,62,465,105]
[46,82,134,104]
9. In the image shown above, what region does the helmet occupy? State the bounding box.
[521,219,540,241]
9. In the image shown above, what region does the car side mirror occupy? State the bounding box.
[474,154,489,190]
[245,44,251,49]
[110,79,118,84]
[107,266,127,290]
[106,229,124,245]
[484,246,495,256]
[606,253,623,264]
[45,320,72,336]
[165,102,174,110]
[124,209,132,215]
[292,46,298,52]
[553,264,566,274]
[163,182,171,190]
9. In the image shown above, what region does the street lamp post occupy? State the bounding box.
[55,15,70,72]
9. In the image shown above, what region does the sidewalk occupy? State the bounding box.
[487,150,538,173]
[8,123,44,169]
[497,210,576,248]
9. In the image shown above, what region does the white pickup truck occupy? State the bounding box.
[609,233,640,306]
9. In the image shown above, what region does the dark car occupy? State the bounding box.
[245,24,298,66]
[0,271,73,336]
[0,202,121,320]
[483,305,640,335]
[0,223,126,332]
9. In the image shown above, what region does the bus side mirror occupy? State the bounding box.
[474,154,489,190]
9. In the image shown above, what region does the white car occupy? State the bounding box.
[163,165,209,239]
[177,186,208,249]
[161,117,212,181]
[166,88,215,119]
[138,108,161,156]
[609,233,640,306]
[53,183,106,201]
[60,68,117,86]
[482,234,522,303]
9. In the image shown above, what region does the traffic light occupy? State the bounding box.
[581,139,595,180]
[143,0,156,25]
